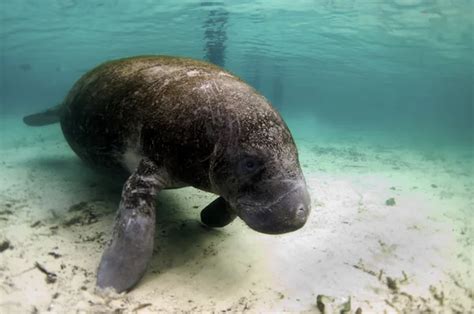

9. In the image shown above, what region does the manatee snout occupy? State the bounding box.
[237,180,311,234]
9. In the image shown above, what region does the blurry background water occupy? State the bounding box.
[0,0,472,144]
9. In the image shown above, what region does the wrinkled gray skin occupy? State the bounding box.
[23,56,311,293]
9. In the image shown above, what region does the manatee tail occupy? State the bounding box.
[23,104,62,127]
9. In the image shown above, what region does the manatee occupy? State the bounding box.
[23,56,311,293]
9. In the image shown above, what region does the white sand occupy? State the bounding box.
[0,114,472,313]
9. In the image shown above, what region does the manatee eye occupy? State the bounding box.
[238,156,263,176]
[245,160,256,170]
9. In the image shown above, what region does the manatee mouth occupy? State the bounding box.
[236,183,311,235]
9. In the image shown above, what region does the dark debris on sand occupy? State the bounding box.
[62,201,109,227]
[0,239,12,252]
[350,260,471,313]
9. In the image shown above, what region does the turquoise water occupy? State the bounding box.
[1,0,472,145]
[1,1,473,312]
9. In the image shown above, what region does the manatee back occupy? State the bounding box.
[59,56,228,171]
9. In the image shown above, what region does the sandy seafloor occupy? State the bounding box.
[0,114,472,313]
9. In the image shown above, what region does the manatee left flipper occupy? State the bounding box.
[200,196,236,228]
[97,159,164,293]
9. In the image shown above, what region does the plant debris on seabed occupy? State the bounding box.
[348,260,473,313]
[0,239,11,252]
[62,201,109,227]
[316,295,360,313]
[385,197,396,206]
[35,262,57,284]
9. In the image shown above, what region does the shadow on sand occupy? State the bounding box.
[23,155,236,290]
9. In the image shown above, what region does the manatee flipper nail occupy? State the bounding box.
[200,196,236,228]
[97,159,163,293]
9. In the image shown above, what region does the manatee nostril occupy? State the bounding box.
[296,204,306,214]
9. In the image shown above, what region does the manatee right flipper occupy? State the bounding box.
[97,158,164,293]
[200,197,236,228]
[23,104,62,126]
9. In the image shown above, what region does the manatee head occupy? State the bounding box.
[209,92,311,235]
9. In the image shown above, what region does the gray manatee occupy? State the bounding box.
[23,56,311,293]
